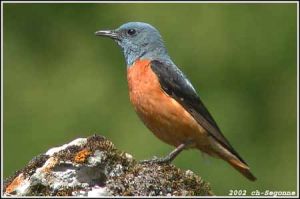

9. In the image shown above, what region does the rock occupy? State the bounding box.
[4,135,213,196]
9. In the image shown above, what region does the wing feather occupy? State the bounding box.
[150,60,247,165]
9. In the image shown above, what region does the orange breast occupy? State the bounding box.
[127,59,210,150]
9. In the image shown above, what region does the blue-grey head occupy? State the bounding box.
[95,22,170,66]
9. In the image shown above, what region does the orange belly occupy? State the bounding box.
[127,59,211,151]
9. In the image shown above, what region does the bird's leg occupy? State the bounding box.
[140,142,190,164]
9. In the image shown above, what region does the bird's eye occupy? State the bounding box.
[127,29,136,36]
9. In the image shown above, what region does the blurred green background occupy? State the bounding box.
[3,3,297,196]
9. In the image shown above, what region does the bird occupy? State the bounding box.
[95,22,256,181]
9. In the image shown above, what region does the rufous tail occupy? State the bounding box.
[224,156,257,181]
[199,137,256,181]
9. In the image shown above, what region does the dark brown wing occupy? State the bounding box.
[150,60,247,165]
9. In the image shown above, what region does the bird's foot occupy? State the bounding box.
[139,156,172,164]
[139,143,189,165]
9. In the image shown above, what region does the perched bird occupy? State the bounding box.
[95,22,256,181]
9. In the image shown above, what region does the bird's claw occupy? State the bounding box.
[139,156,171,164]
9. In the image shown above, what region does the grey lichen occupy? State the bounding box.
[106,163,212,196]
[4,134,213,196]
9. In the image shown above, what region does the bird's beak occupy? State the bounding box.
[95,30,120,40]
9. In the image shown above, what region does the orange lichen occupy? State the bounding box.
[74,149,91,163]
[41,157,58,173]
[5,173,25,194]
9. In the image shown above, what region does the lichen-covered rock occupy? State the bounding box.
[4,135,213,196]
